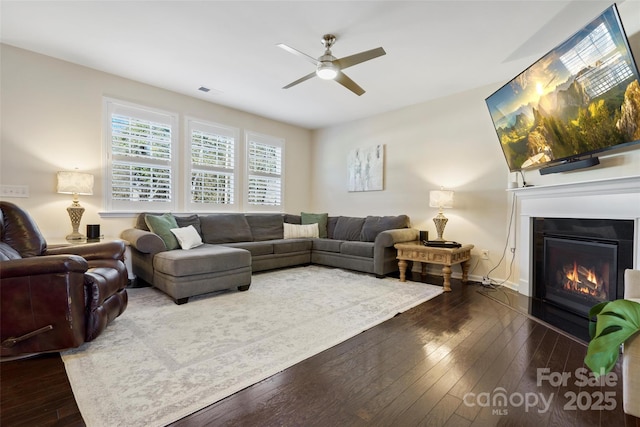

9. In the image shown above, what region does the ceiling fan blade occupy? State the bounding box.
[334,47,386,70]
[283,71,317,89]
[277,43,319,66]
[335,71,365,96]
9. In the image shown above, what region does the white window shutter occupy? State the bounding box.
[246,132,284,211]
[186,119,239,211]
[104,98,178,211]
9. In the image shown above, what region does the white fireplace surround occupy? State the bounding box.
[511,175,640,297]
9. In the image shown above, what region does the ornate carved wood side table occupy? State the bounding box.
[394,241,474,292]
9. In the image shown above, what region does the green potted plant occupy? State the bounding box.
[584,299,640,376]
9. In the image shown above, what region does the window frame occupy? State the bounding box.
[103,97,179,212]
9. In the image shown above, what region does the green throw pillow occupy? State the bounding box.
[301,212,328,238]
[145,213,180,250]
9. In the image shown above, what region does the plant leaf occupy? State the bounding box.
[584,299,640,377]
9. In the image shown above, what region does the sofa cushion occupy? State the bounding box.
[301,212,328,238]
[175,214,202,236]
[170,225,204,250]
[136,212,153,231]
[312,238,342,253]
[153,244,250,277]
[341,241,375,258]
[223,241,274,257]
[283,223,318,239]
[145,213,180,250]
[284,214,301,224]
[327,216,339,239]
[271,239,313,254]
[200,214,253,244]
[246,214,283,241]
[333,217,366,241]
[360,215,410,242]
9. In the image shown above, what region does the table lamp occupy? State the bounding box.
[57,171,94,241]
[429,189,454,241]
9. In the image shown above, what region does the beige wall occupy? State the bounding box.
[311,86,517,283]
[2,8,640,286]
[0,44,313,241]
[310,3,640,285]
[311,70,640,286]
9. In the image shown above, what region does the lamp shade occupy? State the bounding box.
[57,171,94,195]
[429,190,454,209]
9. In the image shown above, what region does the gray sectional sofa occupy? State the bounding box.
[120,212,417,304]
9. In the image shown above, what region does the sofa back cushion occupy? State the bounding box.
[135,213,152,231]
[327,216,339,239]
[200,214,253,244]
[175,215,202,236]
[246,214,283,241]
[284,214,301,224]
[332,217,366,241]
[360,215,410,242]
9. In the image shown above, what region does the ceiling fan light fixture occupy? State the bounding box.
[316,61,338,80]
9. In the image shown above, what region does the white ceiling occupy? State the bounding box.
[2,0,638,130]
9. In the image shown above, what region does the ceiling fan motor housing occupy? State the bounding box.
[321,34,336,49]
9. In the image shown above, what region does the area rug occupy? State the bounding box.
[62,265,443,427]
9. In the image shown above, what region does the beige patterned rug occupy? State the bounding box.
[62,265,443,427]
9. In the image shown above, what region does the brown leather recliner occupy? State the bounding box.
[0,201,128,357]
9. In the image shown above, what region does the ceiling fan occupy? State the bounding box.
[278,34,386,96]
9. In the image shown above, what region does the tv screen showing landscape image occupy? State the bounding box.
[486,4,640,173]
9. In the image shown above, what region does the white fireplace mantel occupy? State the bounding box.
[510,175,640,296]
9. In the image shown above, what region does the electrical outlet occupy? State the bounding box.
[481,249,490,260]
[0,185,29,198]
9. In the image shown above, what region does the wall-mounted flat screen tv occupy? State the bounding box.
[486,4,640,174]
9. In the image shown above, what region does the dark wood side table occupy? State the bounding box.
[394,241,474,292]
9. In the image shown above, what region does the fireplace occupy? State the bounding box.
[532,218,633,318]
[510,176,640,341]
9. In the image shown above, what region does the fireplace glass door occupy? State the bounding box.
[543,237,617,317]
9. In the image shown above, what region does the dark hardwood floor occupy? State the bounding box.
[2,273,639,427]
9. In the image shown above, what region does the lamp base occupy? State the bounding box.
[66,232,86,241]
[66,203,86,242]
[433,213,449,241]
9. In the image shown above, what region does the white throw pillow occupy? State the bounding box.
[283,223,319,239]
[170,225,204,250]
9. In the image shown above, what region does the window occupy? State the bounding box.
[186,118,239,211]
[104,98,178,211]
[103,98,286,213]
[245,132,284,211]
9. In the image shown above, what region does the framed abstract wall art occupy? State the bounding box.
[347,144,384,192]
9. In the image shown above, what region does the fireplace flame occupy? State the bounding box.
[567,261,580,284]
[563,261,601,297]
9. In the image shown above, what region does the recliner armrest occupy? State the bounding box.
[1,259,88,356]
[45,240,126,261]
[0,255,87,278]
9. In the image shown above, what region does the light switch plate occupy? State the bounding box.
[1,185,29,198]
